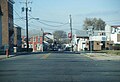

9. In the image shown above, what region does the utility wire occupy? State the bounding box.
[29,14,66,24]
[29,23,61,30]
[13,8,24,21]
[36,19,66,24]
[37,21,69,27]
[29,23,69,31]
[29,14,69,27]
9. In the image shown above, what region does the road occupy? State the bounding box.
[0,52,120,82]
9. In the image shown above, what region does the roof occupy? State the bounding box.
[76,30,106,37]
[14,24,22,29]
[75,30,89,38]
[111,25,120,28]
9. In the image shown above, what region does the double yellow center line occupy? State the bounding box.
[42,53,50,59]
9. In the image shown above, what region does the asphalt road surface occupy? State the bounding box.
[0,52,120,82]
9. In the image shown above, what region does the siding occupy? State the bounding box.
[117,34,120,42]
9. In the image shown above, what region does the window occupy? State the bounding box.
[97,43,99,45]
[33,37,36,42]
[86,43,89,45]
[38,37,40,42]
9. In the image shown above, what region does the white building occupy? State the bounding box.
[73,30,89,51]
[105,24,112,41]
[111,25,120,44]
[105,25,120,44]
[111,33,120,44]
[74,29,112,51]
[72,24,120,51]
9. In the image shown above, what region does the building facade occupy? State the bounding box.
[14,26,22,51]
[29,36,43,52]
[74,30,113,51]
[0,5,2,48]
[111,25,120,44]
[105,25,120,45]
[0,0,14,51]
[73,30,89,51]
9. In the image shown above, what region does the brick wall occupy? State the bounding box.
[0,0,14,50]
[0,5,2,47]
[1,0,9,46]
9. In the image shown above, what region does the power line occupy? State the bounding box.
[13,8,26,28]
[29,14,65,24]
[37,20,69,27]
[36,19,66,24]
[29,14,69,27]
[13,8,24,21]
[29,23,64,31]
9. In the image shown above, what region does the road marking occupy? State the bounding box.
[42,53,50,59]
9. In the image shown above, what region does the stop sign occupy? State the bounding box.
[68,33,72,38]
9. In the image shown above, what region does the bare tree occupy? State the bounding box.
[53,30,67,44]
[83,18,106,30]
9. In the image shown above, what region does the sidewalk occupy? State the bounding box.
[83,53,120,61]
[0,52,32,60]
[0,55,15,60]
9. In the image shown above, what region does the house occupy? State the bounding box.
[29,35,43,52]
[74,29,113,51]
[21,35,43,52]
[105,25,120,45]
[28,30,44,52]
[21,36,26,48]
[73,30,89,51]
[14,26,22,51]
[0,5,3,48]
[111,25,120,44]
[0,0,15,51]
[28,31,54,52]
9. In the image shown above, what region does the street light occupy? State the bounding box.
[29,18,39,21]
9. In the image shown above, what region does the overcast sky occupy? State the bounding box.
[14,0,120,34]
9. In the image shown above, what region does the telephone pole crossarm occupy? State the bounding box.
[20,0,32,52]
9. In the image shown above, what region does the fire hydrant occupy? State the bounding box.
[14,47,17,55]
[6,49,9,58]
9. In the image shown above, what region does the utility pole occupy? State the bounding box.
[69,14,73,51]
[21,0,32,52]
[41,28,44,52]
[26,0,29,52]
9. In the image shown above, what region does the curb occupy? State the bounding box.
[0,55,15,60]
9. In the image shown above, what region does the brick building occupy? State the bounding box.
[0,5,3,47]
[29,36,43,52]
[0,0,14,51]
[14,26,22,51]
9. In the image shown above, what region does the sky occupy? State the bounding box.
[14,0,120,34]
